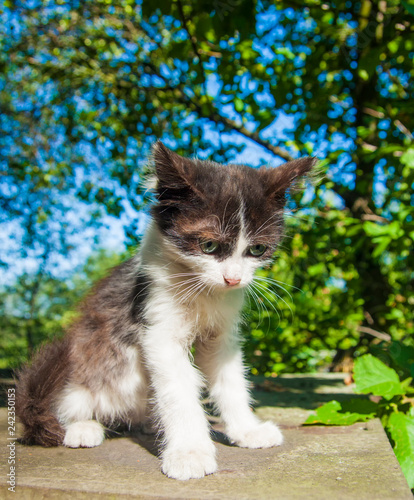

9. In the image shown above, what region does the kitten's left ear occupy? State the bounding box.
[263,157,318,201]
[152,141,196,190]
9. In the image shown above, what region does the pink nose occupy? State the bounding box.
[224,277,241,287]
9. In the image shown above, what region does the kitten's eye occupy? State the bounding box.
[200,240,220,254]
[249,244,267,257]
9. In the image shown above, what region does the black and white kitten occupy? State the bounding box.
[16,142,317,480]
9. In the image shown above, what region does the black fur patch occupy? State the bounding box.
[151,142,316,260]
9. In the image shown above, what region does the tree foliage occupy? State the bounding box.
[0,250,124,369]
[1,0,413,374]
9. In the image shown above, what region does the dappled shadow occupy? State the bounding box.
[0,370,15,407]
[127,432,162,457]
[252,374,351,390]
[251,375,364,410]
[107,425,236,457]
[210,429,235,447]
[106,425,162,457]
[253,390,368,411]
[2,373,362,434]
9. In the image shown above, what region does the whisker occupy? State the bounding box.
[253,219,284,238]
[255,276,303,294]
[187,282,207,304]
[253,280,294,320]
[165,276,202,291]
[131,280,154,303]
[252,213,281,236]
[189,282,208,304]
[221,198,232,235]
[177,279,205,304]
[250,282,282,325]
[223,205,241,237]
[177,282,202,303]
[254,277,294,302]
[170,278,199,301]
[247,284,266,328]
[275,243,291,252]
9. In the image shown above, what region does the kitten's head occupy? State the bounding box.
[150,142,317,290]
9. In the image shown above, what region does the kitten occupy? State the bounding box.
[16,142,317,480]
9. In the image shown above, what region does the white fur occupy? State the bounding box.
[59,219,283,478]
[196,321,283,449]
[137,223,283,479]
[139,283,217,479]
[58,346,147,428]
[63,421,104,448]
[161,446,217,480]
[57,385,94,424]
[220,202,250,284]
[229,420,284,448]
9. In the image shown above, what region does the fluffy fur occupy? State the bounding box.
[16,142,317,480]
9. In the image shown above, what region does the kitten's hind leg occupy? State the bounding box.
[63,421,105,448]
[57,384,105,448]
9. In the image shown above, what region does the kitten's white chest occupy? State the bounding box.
[189,289,245,340]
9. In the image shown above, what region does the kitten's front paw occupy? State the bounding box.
[229,421,283,449]
[63,421,105,448]
[161,447,217,480]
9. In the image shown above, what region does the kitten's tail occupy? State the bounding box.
[15,337,71,447]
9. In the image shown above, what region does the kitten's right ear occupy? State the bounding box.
[262,156,319,203]
[152,141,196,190]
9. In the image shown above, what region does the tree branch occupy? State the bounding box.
[175,0,208,96]
[363,106,413,140]
[357,326,391,342]
[201,108,294,161]
[139,7,293,162]
[360,214,389,223]
[141,52,294,161]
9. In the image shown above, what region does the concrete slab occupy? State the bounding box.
[1,374,412,499]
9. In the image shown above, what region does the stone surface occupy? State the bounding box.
[0,374,412,499]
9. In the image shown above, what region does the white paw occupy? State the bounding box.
[63,421,105,448]
[229,421,284,448]
[161,446,217,480]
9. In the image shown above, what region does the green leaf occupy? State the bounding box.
[341,398,378,416]
[363,221,403,240]
[304,399,376,426]
[307,262,325,276]
[372,236,392,257]
[402,0,414,17]
[358,69,369,81]
[400,377,414,393]
[389,342,414,374]
[363,221,388,237]
[387,412,414,488]
[234,97,244,112]
[354,355,404,400]
[401,147,414,167]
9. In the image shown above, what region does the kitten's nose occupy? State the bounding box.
[224,277,241,287]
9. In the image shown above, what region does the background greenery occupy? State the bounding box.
[1,0,413,374]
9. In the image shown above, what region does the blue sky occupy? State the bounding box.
[1,0,406,285]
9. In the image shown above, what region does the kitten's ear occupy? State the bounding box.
[263,157,318,202]
[152,141,196,190]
